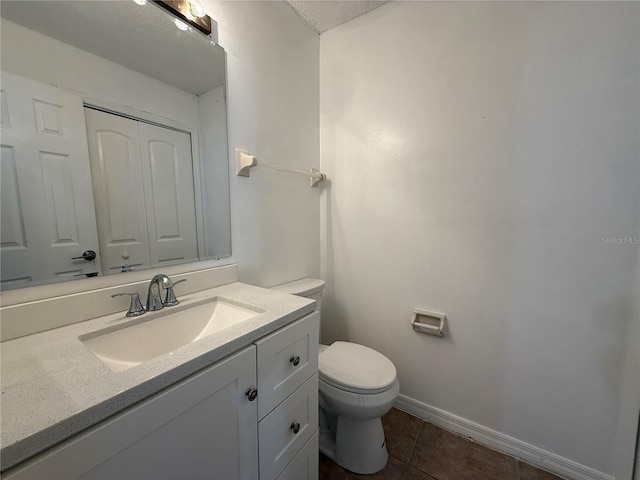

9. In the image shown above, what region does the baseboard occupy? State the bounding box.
[395,394,614,480]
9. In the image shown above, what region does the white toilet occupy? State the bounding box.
[271,278,400,474]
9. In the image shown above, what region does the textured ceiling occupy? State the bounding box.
[287,1,388,34]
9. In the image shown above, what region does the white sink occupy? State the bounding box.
[80,298,261,372]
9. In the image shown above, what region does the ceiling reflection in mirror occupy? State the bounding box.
[0,1,231,290]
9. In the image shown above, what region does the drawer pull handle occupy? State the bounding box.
[246,388,258,401]
[290,355,301,367]
[290,422,301,434]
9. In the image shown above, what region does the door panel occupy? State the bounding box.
[147,140,181,239]
[138,122,198,267]
[41,151,81,246]
[0,71,101,287]
[1,146,26,249]
[84,108,151,273]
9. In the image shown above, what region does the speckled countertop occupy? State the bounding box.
[0,282,315,472]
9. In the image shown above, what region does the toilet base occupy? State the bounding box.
[319,412,389,474]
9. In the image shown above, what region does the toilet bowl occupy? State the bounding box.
[271,278,399,474]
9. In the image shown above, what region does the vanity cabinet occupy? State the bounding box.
[4,345,258,480]
[4,311,320,480]
[255,312,320,480]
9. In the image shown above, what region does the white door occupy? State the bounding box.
[0,71,101,288]
[84,108,151,273]
[85,108,198,274]
[138,122,198,267]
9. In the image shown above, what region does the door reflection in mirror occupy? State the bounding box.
[0,0,231,290]
[0,72,102,287]
[85,108,198,275]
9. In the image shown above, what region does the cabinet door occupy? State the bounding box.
[0,71,101,287]
[5,346,259,480]
[84,108,151,273]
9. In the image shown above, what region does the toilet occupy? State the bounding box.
[271,278,400,474]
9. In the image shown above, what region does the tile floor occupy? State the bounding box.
[319,408,563,480]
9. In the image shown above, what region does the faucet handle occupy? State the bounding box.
[163,279,186,307]
[111,292,145,317]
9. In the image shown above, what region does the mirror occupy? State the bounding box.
[0,0,231,290]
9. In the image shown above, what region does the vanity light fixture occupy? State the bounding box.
[189,1,206,18]
[154,0,213,36]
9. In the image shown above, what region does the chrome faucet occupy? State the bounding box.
[145,274,186,311]
[146,274,171,311]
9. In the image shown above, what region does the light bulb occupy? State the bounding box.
[133,0,147,5]
[189,1,206,18]
[174,18,190,31]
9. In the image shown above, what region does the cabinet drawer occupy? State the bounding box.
[276,431,318,480]
[255,311,319,419]
[258,374,318,480]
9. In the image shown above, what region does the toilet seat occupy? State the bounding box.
[319,341,396,394]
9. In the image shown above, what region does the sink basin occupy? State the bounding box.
[80,298,261,372]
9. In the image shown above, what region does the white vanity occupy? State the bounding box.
[0,3,321,478]
[1,264,319,480]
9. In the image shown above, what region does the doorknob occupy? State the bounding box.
[72,250,97,261]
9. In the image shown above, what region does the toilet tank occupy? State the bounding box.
[271,278,325,312]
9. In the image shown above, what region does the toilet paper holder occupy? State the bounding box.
[411,309,446,336]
